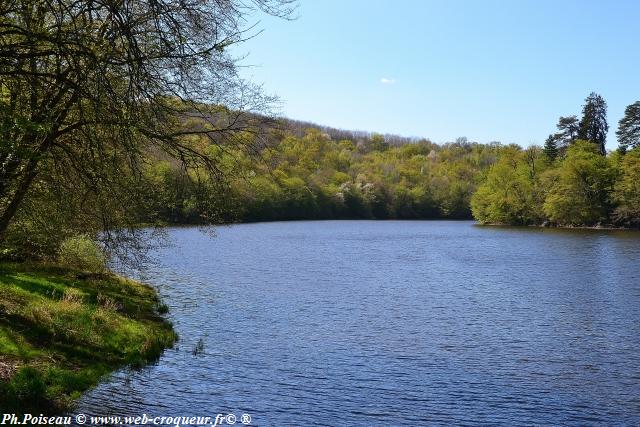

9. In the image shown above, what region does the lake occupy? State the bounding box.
[73,221,640,426]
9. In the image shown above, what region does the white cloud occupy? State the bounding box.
[380,77,396,85]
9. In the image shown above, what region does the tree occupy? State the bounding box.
[471,146,546,225]
[612,148,640,227]
[616,101,640,152]
[0,0,294,246]
[555,115,579,147]
[370,133,389,151]
[578,92,608,155]
[543,134,559,161]
[543,141,615,225]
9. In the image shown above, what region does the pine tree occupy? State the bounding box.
[544,134,559,161]
[616,101,640,152]
[578,92,608,155]
[556,115,579,147]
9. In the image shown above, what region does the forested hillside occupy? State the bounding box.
[144,93,640,230]
[3,92,640,262]
[145,128,499,224]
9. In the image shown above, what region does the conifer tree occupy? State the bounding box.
[556,116,579,147]
[578,92,608,155]
[616,101,640,152]
[543,134,559,161]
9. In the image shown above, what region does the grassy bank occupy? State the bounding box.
[0,262,177,413]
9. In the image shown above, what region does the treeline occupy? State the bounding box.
[146,93,640,230]
[4,0,639,271]
[472,94,640,228]
[4,93,639,262]
[145,130,499,223]
[3,116,505,260]
[284,118,423,147]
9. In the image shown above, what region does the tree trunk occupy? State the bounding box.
[0,164,42,244]
[0,137,51,242]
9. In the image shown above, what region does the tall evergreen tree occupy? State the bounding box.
[543,134,559,161]
[616,101,640,152]
[578,92,608,155]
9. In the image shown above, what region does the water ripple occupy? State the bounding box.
[74,221,640,426]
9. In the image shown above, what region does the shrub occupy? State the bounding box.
[58,235,107,273]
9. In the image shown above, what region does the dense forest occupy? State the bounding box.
[139,93,640,230]
[146,129,497,223]
[3,91,640,262]
[3,119,501,259]
[472,93,640,228]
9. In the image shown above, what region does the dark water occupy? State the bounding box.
[74,221,640,426]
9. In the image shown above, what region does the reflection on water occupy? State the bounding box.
[74,221,640,426]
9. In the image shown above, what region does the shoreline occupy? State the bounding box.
[476,222,640,232]
[0,262,177,413]
[145,218,640,232]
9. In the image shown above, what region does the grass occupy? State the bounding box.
[0,262,177,413]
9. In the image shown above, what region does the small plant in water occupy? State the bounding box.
[192,338,205,356]
[156,302,169,314]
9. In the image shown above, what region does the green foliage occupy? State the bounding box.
[543,141,616,226]
[578,92,608,155]
[58,235,107,273]
[612,148,640,226]
[471,139,640,228]
[0,263,176,412]
[473,91,640,228]
[543,134,559,161]
[6,367,47,404]
[471,147,546,225]
[470,93,638,228]
[213,129,640,228]
[0,0,295,272]
[145,130,499,223]
[616,101,640,151]
[3,90,637,254]
[369,133,390,152]
[555,115,579,148]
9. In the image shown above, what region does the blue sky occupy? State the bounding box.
[237,0,640,149]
